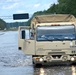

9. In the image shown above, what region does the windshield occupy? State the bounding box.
[36,25,76,41]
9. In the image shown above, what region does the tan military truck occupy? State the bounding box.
[18,14,76,65]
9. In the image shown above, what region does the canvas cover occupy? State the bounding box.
[31,14,76,23]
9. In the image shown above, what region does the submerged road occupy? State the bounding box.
[0,31,76,75]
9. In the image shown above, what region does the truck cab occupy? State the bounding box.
[18,14,76,65]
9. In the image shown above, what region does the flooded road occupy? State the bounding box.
[0,31,76,75]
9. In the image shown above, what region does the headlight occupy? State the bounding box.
[71,57,75,61]
[39,58,43,62]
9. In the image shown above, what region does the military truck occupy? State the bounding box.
[18,14,76,65]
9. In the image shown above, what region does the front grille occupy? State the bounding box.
[52,55,62,58]
[48,52,65,55]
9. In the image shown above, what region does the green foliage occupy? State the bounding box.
[57,0,76,16]
[6,22,27,29]
[46,4,57,14]
[0,19,6,30]
[32,0,76,17]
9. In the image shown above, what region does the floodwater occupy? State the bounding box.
[0,31,76,75]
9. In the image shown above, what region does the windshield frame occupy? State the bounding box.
[36,25,76,41]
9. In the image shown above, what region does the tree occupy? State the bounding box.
[33,0,76,17]
[46,4,57,14]
[57,0,76,16]
[0,19,6,30]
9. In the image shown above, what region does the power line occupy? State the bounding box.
[1,18,13,19]
[0,16,12,17]
[0,16,13,19]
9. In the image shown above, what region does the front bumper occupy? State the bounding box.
[33,56,76,65]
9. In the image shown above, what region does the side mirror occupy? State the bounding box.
[22,30,25,39]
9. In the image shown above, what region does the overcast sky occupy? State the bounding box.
[0,0,57,22]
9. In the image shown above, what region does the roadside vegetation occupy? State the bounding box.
[34,0,76,17]
[0,19,6,30]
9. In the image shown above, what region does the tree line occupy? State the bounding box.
[0,19,6,30]
[34,0,76,17]
[6,22,28,29]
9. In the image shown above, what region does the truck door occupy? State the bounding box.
[18,26,35,55]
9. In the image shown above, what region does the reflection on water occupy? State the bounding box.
[40,68,45,75]
[34,65,76,75]
[72,65,76,75]
[0,31,32,67]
